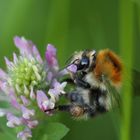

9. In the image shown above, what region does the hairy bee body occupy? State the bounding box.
[66,49,123,118]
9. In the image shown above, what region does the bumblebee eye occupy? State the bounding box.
[81,58,89,65]
[77,57,89,70]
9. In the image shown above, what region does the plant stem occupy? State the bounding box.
[119,0,134,140]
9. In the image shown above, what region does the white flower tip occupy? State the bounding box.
[49,102,55,109]
[30,87,36,100]
[21,106,35,119]
[7,121,14,128]
[4,57,12,68]
[61,90,66,94]
[0,111,6,117]
[21,36,26,41]
[46,44,56,54]
[13,53,18,64]
[61,82,67,88]
[50,95,56,103]
[47,44,55,49]
[42,99,55,112]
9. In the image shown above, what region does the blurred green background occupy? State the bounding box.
[0,0,140,140]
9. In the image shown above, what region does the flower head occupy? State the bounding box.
[0,36,68,139]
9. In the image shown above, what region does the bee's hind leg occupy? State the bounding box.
[45,104,85,117]
[66,91,97,117]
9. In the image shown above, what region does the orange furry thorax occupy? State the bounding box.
[94,49,123,87]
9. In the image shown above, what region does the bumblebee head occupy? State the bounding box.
[70,50,96,72]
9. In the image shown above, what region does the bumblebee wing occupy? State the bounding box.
[105,81,121,110]
[105,68,140,110]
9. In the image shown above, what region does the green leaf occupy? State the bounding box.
[44,122,69,140]
[0,132,16,140]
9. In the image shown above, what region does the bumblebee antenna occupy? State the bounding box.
[65,54,74,65]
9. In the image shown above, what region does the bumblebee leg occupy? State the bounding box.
[75,78,90,89]
[70,104,97,117]
[69,105,85,117]
[54,104,85,117]
[66,91,97,117]
[58,104,89,117]
[57,105,71,111]
[60,78,75,85]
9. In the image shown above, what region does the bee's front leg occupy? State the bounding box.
[75,77,91,89]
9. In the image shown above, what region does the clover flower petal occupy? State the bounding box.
[22,119,38,129]
[21,105,35,119]
[52,79,67,94]
[47,71,53,82]
[36,90,55,112]
[9,90,20,109]
[67,64,77,73]
[28,120,38,128]
[45,44,59,71]
[48,80,67,102]
[0,81,6,92]
[32,46,43,64]
[0,69,8,80]
[17,128,32,140]
[6,113,22,128]
[20,96,30,106]
[14,36,34,56]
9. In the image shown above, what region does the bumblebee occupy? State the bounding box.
[46,49,123,119]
